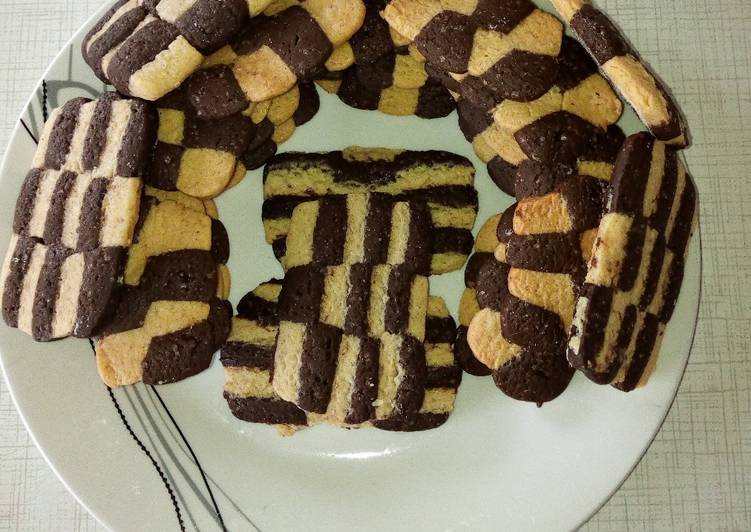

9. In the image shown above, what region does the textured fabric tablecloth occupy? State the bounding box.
[0,1,749,531]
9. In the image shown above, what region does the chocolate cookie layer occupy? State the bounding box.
[262,147,477,274]
[568,132,698,390]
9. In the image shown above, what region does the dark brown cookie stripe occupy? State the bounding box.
[467,171,609,405]
[262,147,477,274]
[81,0,273,100]
[551,0,690,147]
[456,37,624,197]
[382,0,563,109]
[184,1,365,119]
[222,280,459,433]
[150,82,319,198]
[94,198,231,387]
[568,132,698,391]
[284,193,432,275]
[273,263,429,422]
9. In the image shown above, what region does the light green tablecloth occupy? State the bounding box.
[0,1,748,530]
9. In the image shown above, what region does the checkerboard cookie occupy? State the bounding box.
[223,278,459,433]
[382,0,564,108]
[262,147,477,274]
[283,193,432,274]
[185,0,365,117]
[550,0,690,146]
[82,0,263,101]
[456,37,623,197]
[467,172,608,404]
[568,132,697,391]
[273,263,428,421]
[1,94,157,341]
[94,198,231,387]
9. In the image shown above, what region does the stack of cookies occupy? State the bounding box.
[222,149,477,433]
[382,0,696,404]
[1,0,700,430]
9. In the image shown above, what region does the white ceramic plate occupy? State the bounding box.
[0,3,701,531]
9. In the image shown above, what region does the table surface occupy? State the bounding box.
[0,1,749,531]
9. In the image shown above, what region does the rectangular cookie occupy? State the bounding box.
[94,197,231,387]
[283,193,432,274]
[1,94,157,341]
[221,280,460,434]
[81,0,266,100]
[382,0,563,109]
[262,147,478,274]
[568,132,698,391]
[184,1,365,117]
[549,0,689,147]
[0,235,122,341]
[273,263,429,423]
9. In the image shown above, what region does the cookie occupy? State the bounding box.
[456,37,624,196]
[241,83,321,171]
[550,0,689,146]
[222,280,460,433]
[0,236,123,341]
[1,94,158,341]
[185,0,365,117]
[318,51,456,118]
[221,280,309,431]
[272,263,429,422]
[283,193,432,274]
[32,93,156,179]
[94,198,231,387]
[150,86,255,199]
[467,172,608,404]
[455,213,503,377]
[373,287,461,431]
[262,147,477,274]
[382,0,563,108]
[568,132,698,390]
[322,0,408,73]
[82,0,258,101]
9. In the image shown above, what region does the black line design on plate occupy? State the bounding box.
[19,119,38,145]
[42,80,48,123]
[129,386,221,530]
[150,386,229,531]
[89,340,186,532]
[143,389,261,531]
[123,387,200,531]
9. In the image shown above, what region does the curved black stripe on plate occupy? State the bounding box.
[88,340,186,532]
[150,387,228,532]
